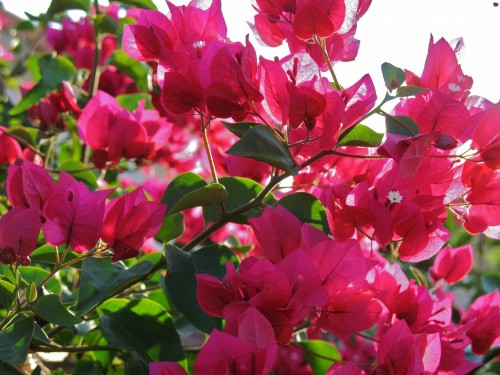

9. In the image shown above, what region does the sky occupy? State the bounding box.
[2,0,499,105]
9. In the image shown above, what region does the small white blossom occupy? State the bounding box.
[192,40,206,49]
[387,190,403,204]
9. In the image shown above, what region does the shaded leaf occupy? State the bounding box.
[203,176,276,223]
[276,193,330,235]
[381,62,406,91]
[35,294,82,327]
[385,115,419,137]
[76,258,153,316]
[0,316,34,365]
[227,125,298,175]
[222,121,259,138]
[45,0,90,17]
[114,0,157,10]
[161,173,207,216]
[99,298,183,364]
[164,245,238,333]
[395,86,428,97]
[155,212,184,243]
[168,183,227,216]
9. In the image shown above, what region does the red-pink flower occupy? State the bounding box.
[0,126,22,165]
[101,188,165,261]
[0,207,41,265]
[193,318,278,375]
[461,290,500,355]
[429,245,473,285]
[6,160,55,211]
[42,172,112,253]
[149,362,187,375]
[405,36,472,101]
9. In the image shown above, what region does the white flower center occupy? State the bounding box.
[192,40,206,49]
[448,83,461,93]
[387,190,403,204]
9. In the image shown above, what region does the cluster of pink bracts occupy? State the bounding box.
[1,0,500,373]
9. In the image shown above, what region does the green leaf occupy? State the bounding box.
[116,93,153,111]
[381,62,406,91]
[276,192,330,235]
[45,0,90,17]
[385,115,419,137]
[19,266,61,295]
[114,0,157,10]
[164,245,238,333]
[221,121,259,138]
[0,316,34,365]
[167,183,227,216]
[15,20,35,31]
[0,279,15,309]
[9,55,77,116]
[38,55,77,87]
[299,340,341,375]
[203,176,276,223]
[161,173,207,216]
[227,125,298,175]
[59,160,97,188]
[99,298,183,364]
[155,213,184,243]
[337,124,383,147]
[34,294,82,327]
[26,282,37,303]
[7,125,38,147]
[108,50,150,91]
[395,86,428,97]
[76,258,153,316]
[9,81,52,116]
[94,14,119,35]
[32,322,51,345]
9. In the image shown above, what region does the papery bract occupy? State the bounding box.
[7,160,55,210]
[101,188,165,261]
[149,362,187,375]
[0,126,22,165]
[42,172,112,253]
[192,329,278,375]
[461,290,500,355]
[0,207,41,265]
[429,245,473,285]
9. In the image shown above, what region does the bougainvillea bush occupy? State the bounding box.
[0,0,499,373]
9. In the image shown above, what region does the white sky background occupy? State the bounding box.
[3,0,499,104]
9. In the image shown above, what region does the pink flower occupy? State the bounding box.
[101,188,165,261]
[0,126,22,165]
[0,207,41,265]
[42,172,112,253]
[429,245,473,285]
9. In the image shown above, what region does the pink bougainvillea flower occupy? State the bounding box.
[205,40,263,120]
[317,287,382,335]
[248,205,302,263]
[149,362,187,375]
[461,290,500,355]
[340,74,377,129]
[42,172,112,253]
[0,126,22,165]
[6,160,55,211]
[101,188,165,261]
[78,91,171,168]
[327,362,367,375]
[429,245,473,285]
[192,328,278,375]
[292,0,346,40]
[376,320,441,375]
[0,207,41,266]
[405,36,472,100]
[470,104,500,170]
